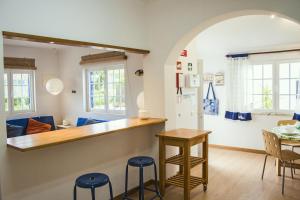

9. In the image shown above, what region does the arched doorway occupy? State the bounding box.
[164,10,300,133]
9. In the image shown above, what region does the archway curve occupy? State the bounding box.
[164,9,300,129]
[165,9,300,66]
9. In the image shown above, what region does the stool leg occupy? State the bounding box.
[91,188,96,200]
[123,164,129,199]
[108,180,114,200]
[139,167,144,200]
[153,162,162,199]
[73,185,77,200]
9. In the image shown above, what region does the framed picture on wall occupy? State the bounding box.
[176,61,182,70]
[215,72,224,86]
[203,73,214,83]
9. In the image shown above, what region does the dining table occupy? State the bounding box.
[270,125,300,176]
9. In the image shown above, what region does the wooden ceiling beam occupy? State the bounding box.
[2,31,150,55]
[80,51,127,65]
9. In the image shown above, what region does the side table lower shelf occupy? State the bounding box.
[166,155,206,168]
[167,174,205,190]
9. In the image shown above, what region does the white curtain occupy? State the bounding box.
[225,57,252,120]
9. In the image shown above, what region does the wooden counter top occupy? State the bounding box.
[7,118,167,152]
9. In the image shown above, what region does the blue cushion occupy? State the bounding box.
[76,118,89,127]
[6,116,56,135]
[77,118,107,127]
[6,124,25,138]
[6,118,29,133]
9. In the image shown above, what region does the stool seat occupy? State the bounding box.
[76,173,109,188]
[128,156,154,167]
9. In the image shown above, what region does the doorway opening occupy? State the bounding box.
[165,11,300,151]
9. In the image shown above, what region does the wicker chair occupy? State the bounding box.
[261,130,300,194]
[277,120,300,174]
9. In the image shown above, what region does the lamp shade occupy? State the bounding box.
[46,78,64,95]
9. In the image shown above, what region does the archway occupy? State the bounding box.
[164,9,300,134]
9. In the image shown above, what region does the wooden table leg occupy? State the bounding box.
[276,158,281,176]
[159,138,166,196]
[179,147,183,175]
[184,142,191,200]
[202,135,208,190]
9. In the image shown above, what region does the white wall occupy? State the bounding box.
[1,0,300,200]
[4,45,62,123]
[58,47,144,125]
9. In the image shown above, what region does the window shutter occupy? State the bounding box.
[4,57,36,70]
[80,51,127,65]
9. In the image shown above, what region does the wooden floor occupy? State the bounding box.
[130,148,300,200]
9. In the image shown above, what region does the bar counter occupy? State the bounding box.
[3,117,166,200]
[7,118,167,152]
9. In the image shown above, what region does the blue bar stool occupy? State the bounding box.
[74,173,113,200]
[123,156,162,200]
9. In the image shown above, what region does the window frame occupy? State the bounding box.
[249,58,300,115]
[85,63,126,115]
[4,69,36,114]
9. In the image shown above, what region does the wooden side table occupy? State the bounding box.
[157,128,211,200]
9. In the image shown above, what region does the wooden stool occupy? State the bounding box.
[157,128,211,200]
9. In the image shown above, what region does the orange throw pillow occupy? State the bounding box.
[26,118,51,135]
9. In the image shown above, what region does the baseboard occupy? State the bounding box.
[209,144,265,154]
[114,179,155,200]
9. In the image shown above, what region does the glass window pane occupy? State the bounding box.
[253,95,262,109]
[291,62,300,78]
[279,63,290,78]
[108,70,114,83]
[279,95,289,110]
[262,95,272,110]
[291,95,296,110]
[253,80,262,94]
[13,73,22,85]
[253,65,262,79]
[280,79,289,95]
[263,64,272,79]
[114,70,120,82]
[290,79,298,95]
[263,80,272,95]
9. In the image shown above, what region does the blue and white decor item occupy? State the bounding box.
[293,80,300,120]
[225,56,252,121]
[203,82,219,115]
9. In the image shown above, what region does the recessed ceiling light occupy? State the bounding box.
[270,14,276,19]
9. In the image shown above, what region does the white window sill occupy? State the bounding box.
[252,112,293,117]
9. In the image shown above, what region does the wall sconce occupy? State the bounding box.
[46,78,64,95]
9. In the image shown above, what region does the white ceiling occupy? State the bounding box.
[194,15,300,56]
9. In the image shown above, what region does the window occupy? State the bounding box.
[278,62,300,111]
[249,64,273,111]
[3,69,35,113]
[86,65,126,114]
[248,61,300,114]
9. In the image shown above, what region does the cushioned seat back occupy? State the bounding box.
[76,117,107,127]
[33,116,56,131]
[6,118,29,135]
[6,116,56,134]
